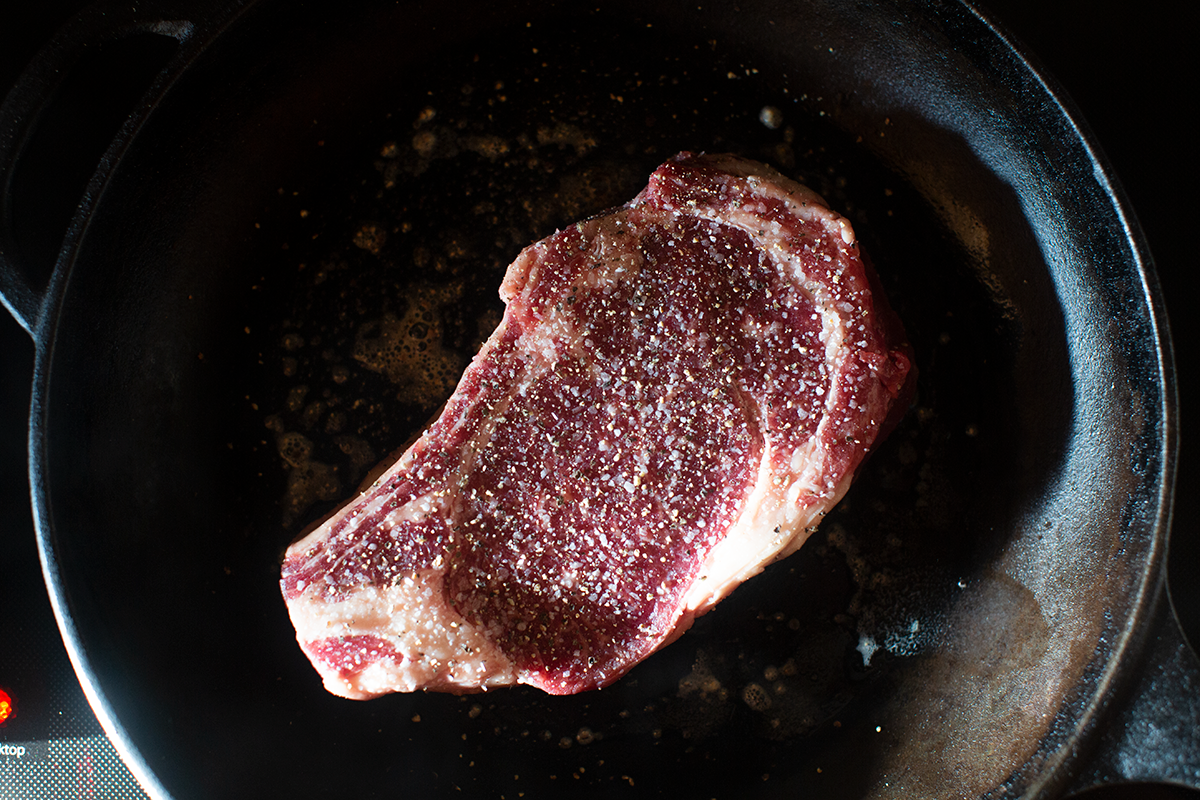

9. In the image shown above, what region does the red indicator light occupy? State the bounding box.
[0,688,12,726]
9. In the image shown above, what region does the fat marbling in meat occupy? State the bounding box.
[280,152,913,698]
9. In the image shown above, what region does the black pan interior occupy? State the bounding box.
[34,0,1171,797]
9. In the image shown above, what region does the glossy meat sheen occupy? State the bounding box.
[280,152,912,698]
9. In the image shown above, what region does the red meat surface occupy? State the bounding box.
[281,152,912,698]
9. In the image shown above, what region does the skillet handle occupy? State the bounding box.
[0,0,217,336]
[1065,586,1200,794]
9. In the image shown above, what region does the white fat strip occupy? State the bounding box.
[694,159,850,243]
[677,162,858,616]
[288,570,516,698]
[680,414,853,616]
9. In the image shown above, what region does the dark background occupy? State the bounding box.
[1,0,1196,797]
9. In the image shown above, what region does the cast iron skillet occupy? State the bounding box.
[2,0,1197,797]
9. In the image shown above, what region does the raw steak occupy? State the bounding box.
[280,152,912,698]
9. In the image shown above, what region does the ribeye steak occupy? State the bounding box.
[280,152,912,698]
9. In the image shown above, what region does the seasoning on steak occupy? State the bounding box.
[280,152,913,698]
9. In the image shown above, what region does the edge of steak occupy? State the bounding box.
[280,152,913,698]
